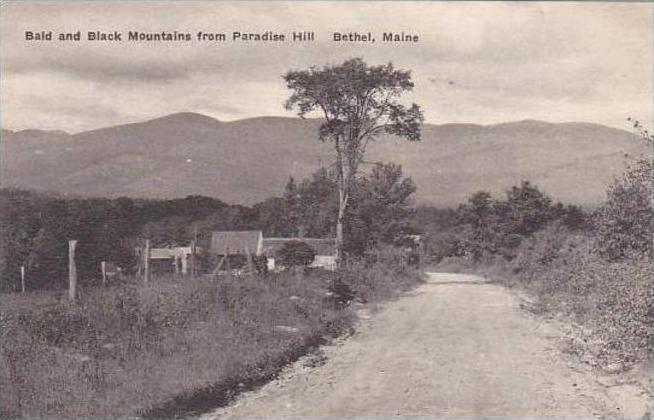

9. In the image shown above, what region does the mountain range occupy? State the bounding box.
[1,112,646,206]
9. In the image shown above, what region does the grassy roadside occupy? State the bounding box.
[1,264,422,418]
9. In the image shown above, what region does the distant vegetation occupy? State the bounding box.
[0,192,252,292]
[423,124,653,367]
[418,180,589,263]
[0,161,418,292]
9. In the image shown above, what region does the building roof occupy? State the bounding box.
[262,237,335,256]
[210,231,263,255]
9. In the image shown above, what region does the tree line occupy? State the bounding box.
[0,162,418,292]
[418,121,652,265]
[418,181,590,262]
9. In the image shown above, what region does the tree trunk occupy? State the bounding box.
[335,186,348,268]
[334,135,349,269]
[335,206,344,267]
[68,240,77,302]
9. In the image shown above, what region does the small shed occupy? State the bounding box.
[210,231,263,256]
[262,237,336,271]
[148,246,198,274]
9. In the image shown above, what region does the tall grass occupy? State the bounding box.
[1,272,348,417]
[1,262,422,418]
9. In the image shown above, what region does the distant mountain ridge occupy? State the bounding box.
[1,112,646,206]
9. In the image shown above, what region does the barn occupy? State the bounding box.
[210,230,263,256]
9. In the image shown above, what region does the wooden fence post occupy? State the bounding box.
[144,240,151,284]
[101,261,107,286]
[20,265,25,293]
[190,240,196,276]
[181,254,188,275]
[68,240,77,302]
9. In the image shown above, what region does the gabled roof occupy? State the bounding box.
[210,231,263,255]
[262,237,335,256]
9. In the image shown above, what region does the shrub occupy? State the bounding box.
[276,241,316,267]
[426,182,586,264]
[336,250,423,304]
[594,157,653,260]
[506,224,654,363]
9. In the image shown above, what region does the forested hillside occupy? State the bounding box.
[2,113,644,206]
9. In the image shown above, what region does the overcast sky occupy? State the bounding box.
[1,1,652,132]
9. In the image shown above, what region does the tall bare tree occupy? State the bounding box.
[284,58,423,265]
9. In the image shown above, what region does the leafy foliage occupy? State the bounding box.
[594,161,653,260]
[593,120,653,260]
[284,58,423,262]
[422,181,587,262]
[276,241,316,267]
[510,224,653,363]
[345,163,418,255]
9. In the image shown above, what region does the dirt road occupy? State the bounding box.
[203,273,645,419]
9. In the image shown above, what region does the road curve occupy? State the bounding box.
[202,273,622,419]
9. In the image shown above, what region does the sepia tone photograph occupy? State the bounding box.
[0,1,652,418]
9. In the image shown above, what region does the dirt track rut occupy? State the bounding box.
[203,272,641,419]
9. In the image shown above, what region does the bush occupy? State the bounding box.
[276,240,316,267]
[423,182,588,264]
[336,250,423,304]
[594,157,653,260]
[506,224,654,363]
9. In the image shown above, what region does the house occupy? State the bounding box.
[210,230,263,256]
[262,237,336,271]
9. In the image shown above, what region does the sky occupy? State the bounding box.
[1,1,652,133]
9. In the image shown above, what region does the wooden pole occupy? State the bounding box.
[224,247,230,274]
[144,239,150,284]
[181,253,188,275]
[190,240,196,276]
[211,254,226,276]
[193,226,198,276]
[245,246,255,276]
[68,240,77,302]
[101,261,107,286]
[173,255,180,274]
[20,265,25,293]
[418,238,424,271]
